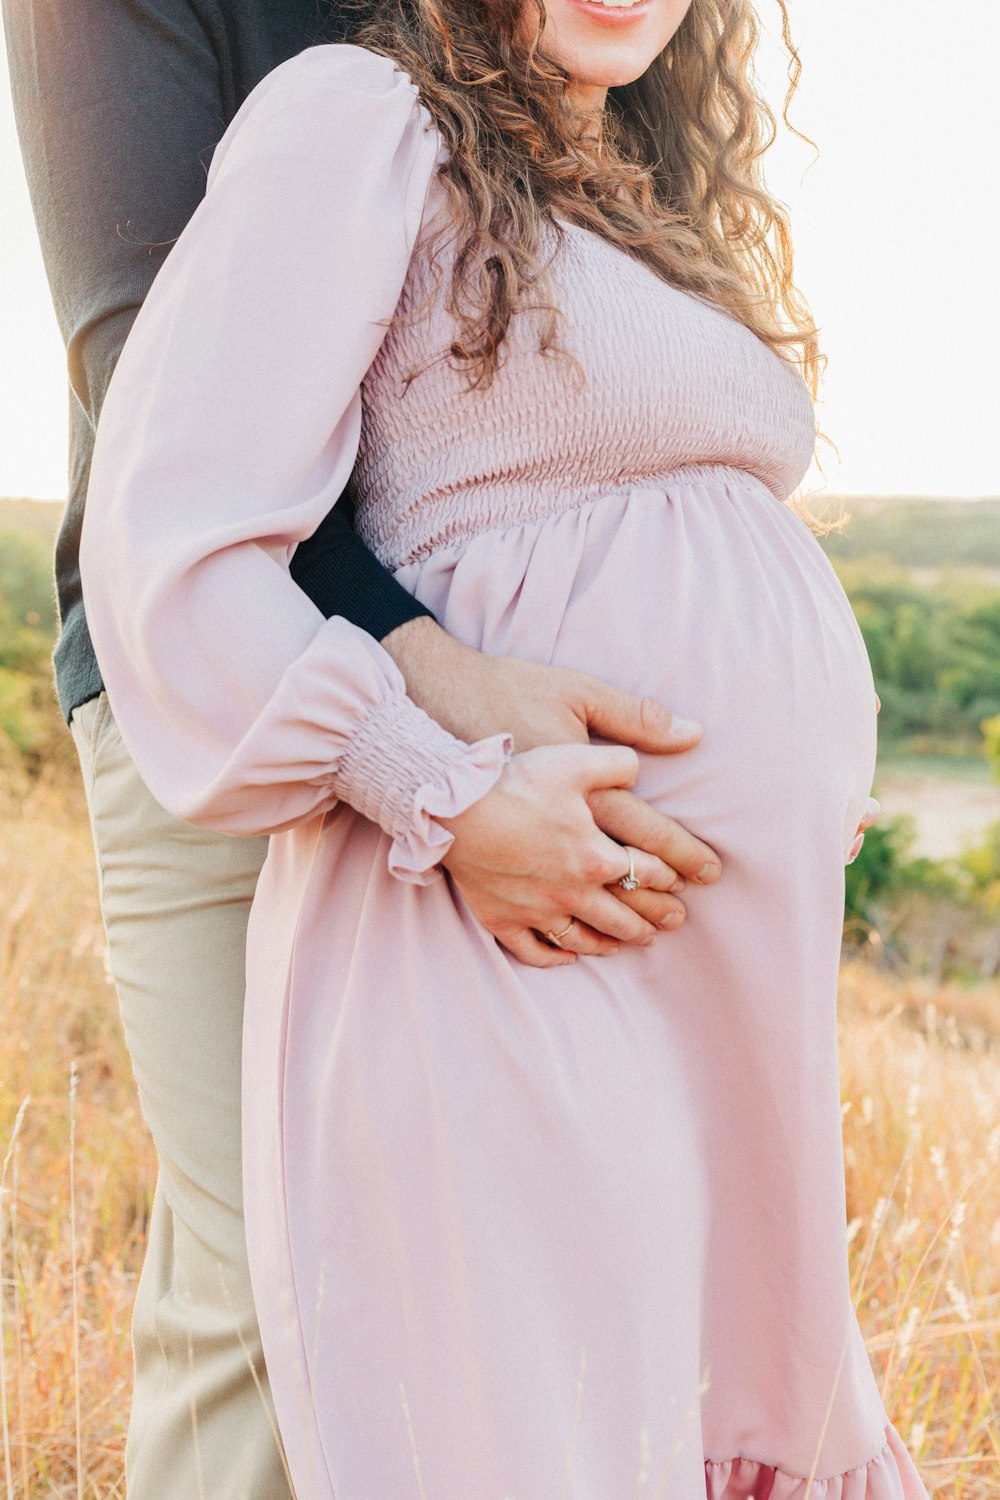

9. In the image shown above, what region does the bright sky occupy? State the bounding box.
[1,2,998,503]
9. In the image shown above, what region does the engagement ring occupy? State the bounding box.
[617,849,639,892]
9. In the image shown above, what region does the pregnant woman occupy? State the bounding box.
[80,0,926,1495]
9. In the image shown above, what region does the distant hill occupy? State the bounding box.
[3,493,1000,570]
[0,498,64,542]
[817,496,1000,569]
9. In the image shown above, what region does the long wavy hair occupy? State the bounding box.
[352,0,824,410]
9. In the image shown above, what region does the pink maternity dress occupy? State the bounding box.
[81,42,931,1500]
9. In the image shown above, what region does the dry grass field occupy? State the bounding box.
[2,772,999,1497]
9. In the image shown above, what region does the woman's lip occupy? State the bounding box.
[564,0,655,26]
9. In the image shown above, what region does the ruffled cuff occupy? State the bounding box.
[331,692,513,884]
[705,1421,928,1499]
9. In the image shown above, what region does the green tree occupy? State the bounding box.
[945,600,1000,721]
[0,526,64,775]
[0,529,57,638]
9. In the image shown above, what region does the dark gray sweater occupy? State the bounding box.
[2,0,431,725]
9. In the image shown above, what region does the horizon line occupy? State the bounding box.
[3,490,1000,508]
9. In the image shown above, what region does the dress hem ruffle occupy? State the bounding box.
[705,1422,926,1498]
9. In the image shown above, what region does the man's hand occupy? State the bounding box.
[383,618,721,965]
[383,617,702,754]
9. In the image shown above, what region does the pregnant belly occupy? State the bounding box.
[396,468,879,876]
[387,467,878,1144]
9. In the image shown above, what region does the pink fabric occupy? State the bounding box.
[81,41,931,1500]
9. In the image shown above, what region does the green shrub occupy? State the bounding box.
[845,813,961,931]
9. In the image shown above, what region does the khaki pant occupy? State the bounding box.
[70,691,293,1499]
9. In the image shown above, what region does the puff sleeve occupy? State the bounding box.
[79,43,511,878]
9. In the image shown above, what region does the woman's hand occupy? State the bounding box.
[438,744,703,968]
[847,693,882,863]
[847,796,881,864]
[383,617,721,961]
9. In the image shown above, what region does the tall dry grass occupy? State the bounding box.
[1,775,998,1496]
[1,774,154,1496]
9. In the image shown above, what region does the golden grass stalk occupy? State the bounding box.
[68,1062,82,1500]
[1,1097,31,1500]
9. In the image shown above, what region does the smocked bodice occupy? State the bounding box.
[354,181,818,569]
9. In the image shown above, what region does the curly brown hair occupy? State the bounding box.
[353,0,824,423]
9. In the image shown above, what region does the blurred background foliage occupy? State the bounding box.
[0,502,72,782]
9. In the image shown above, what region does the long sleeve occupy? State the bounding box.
[79,42,510,877]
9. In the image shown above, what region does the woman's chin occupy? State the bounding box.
[543,0,691,87]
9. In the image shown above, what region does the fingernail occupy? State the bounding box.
[659,911,684,930]
[640,933,657,947]
[847,834,864,863]
[670,878,686,893]
[669,716,702,740]
[697,862,721,883]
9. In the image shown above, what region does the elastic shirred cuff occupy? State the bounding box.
[331,693,513,884]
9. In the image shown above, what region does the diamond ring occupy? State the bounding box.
[617,848,639,892]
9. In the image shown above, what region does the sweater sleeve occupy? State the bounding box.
[79,42,511,879]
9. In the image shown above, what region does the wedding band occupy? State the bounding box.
[617,848,639,892]
[546,920,576,947]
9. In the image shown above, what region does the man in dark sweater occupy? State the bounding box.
[3,2,719,1493]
